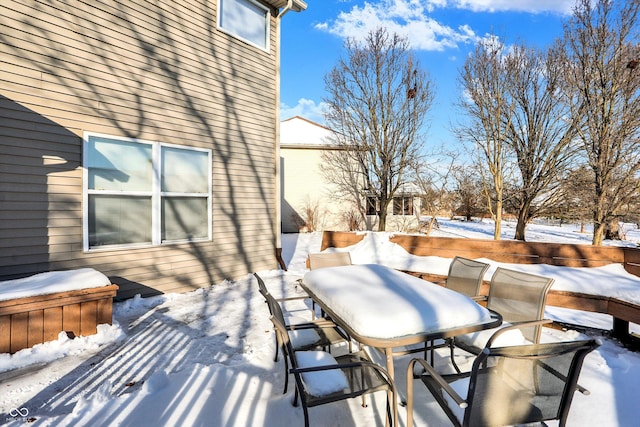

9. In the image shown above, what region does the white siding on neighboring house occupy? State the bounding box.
[280,116,354,232]
[279,116,425,233]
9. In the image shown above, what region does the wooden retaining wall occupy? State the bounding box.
[320,231,640,276]
[0,284,119,354]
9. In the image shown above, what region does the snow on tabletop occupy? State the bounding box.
[303,264,493,340]
[0,268,111,302]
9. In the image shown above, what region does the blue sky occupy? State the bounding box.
[279,0,577,147]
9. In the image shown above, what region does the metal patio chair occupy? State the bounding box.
[407,321,600,427]
[257,276,350,394]
[271,311,397,427]
[425,257,491,364]
[450,267,555,372]
[444,256,490,297]
[308,251,352,270]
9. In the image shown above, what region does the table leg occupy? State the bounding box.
[385,347,407,407]
[385,347,395,381]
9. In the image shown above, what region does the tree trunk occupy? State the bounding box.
[514,218,527,241]
[592,221,605,246]
[493,200,502,240]
[378,207,387,231]
[425,217,438,236]
[514,208,528,241]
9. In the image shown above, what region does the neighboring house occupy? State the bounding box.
[280,116,424,233]
[0,0,306,298]
[363,182,424,232]
[280,116,353,232]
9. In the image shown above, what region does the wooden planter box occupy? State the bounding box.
[0,280,118,354]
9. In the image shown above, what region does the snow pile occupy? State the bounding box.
[0,268,111,301]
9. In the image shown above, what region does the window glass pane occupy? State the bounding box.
[405,197,413,215]
[393,198,402,215]
[366,197,377,215]
[162,147,209,193]
[87,136,152,191]
[88,195,152,246]
[162,197,208,241]
[219,0,268,48]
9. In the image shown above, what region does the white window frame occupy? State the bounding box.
[393,196,413,216]
[217,0,270,52]
[82,132,212,251]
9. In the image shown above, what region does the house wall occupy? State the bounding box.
[280,117,356,233]
[0,0,281,298]
[280,146,353,232]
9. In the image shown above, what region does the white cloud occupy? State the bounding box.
[280,98,329,124]
[316,0,575,51]
[447,0,575,14]
[315,0,479,51]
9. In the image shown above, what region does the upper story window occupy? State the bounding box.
[218,0,270,51]
[83,133,212,250]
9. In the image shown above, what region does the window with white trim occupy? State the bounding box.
[218,0,270,51]
[83,133,211,250]
[393,196,413,215]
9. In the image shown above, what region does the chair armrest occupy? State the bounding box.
[407,358,468,409]
[484,319,554,348]
[276,295,309,302]
[471,295,488,302]
[286,321,336,331]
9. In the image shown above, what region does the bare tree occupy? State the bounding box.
[502,44,581,240]
[452,166,486,221]
[455,36,514,239]
[322,28,435,231]
[457,37,581,241]
[413,154,455,235]
[553,165,594,232]
[560,0,640,245]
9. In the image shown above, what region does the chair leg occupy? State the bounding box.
[385,394,392,427]
[358,365,368,408]
[303,404,310,427]
[449,340,461,373]
[283,353,289,394]
[293,385,300,407]
[430,344,435,366]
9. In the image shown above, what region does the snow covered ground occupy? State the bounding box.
[1,219,639,426]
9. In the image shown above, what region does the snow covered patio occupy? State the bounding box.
[1,228,640,426]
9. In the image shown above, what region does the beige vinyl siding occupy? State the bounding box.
[0,0,281,297]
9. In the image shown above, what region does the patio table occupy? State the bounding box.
[301,263,502,384]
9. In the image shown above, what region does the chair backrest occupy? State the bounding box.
[308,252,352,270]
[464,338,599,427]
[487,267,555,343]
[445,256,490,297]
[253,272,269,298]
[263,291,286,328]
